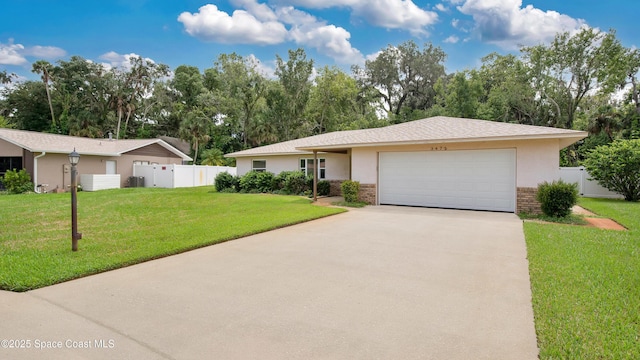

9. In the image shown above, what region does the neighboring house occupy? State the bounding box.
[226,116,587,213]
[0,128,192,192]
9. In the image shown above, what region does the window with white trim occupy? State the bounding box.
[252,160,267,172]
[300,158,325,179]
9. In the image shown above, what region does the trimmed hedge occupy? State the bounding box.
[214,172,239,192]
[536,180,579,218]
[341,180,360,203]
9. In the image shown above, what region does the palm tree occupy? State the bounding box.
[179,110,211,164]
[588,105,622,141]
[31,60,56,130]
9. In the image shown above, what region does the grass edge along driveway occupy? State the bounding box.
[524,198,640,360]
[0,187,345,292]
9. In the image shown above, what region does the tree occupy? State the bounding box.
[0,70,15,84]
[53,56,113,137]
[172,65,206,109]
[306,66,362,134]
[474,53,540,124]
[270,48,314,140]
[31,60,57,131]
[111,56,170,139]
[199,148,226,166]
[3,81,52,132]
[582,139,640,201]
[353,40,446,119]
[442,71,483,119]
[522,28,627,130]
[214,53,267,147]
[179,110,211,164]
[0,115,14,128]
[588,105,623,141]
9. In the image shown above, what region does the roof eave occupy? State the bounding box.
[225,151,313,158]
[295,132,588,151]
[119,139,192,161]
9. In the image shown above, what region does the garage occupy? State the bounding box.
[379,149,516,212]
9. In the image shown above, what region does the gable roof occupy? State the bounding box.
[0,128,192,161]
[226,116,588,157]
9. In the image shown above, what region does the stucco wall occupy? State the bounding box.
[34,153,184,191]
[0,139,23,156]
[235,153,350,180]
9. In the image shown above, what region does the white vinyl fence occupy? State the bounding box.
[133,164,236,189]
[558,167,623,199]
[80,174,121,191]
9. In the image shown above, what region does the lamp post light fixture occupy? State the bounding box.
[69,148,82,252]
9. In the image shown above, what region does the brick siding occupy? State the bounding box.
[517,187,542,214]
[358,184,377,205]
[327,180,344,197]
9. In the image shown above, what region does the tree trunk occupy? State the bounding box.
[43,74,56,129]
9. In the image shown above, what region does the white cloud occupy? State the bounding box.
[277,6,364,64]
[0,40,66,65]
[444,35,459,44]
[457,0,586,48]
[177,4,287,45]
[21,45,66,59]
[179,1,364,65]
[365,50,383,62]
[273,0,438,35]
[232,0,278,21]
[0,41,26,65]
[246,54,275,78]
[435,3,448,12]
[99,51,156,71]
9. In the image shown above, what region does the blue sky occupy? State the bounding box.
[1,0,637,81]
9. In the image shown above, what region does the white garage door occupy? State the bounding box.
[379,149,516,212]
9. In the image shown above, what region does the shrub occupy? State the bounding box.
[214,172,238,192]
[238,171,275,193]
[341,180,360,203]
[256,171,275,193]
[582,139,640,201]
[536,180,579,218]
[273,171,308,195]
[1,169,33,194]
[238,171,260,192]
[317,180,331,196]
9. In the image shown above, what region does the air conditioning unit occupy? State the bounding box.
[128,176,145,188]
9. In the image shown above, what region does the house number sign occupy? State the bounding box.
[430,146,448,151]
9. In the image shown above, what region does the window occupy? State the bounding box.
[300,158,325,179]
[252,160,267,172]
[0,157,22,189]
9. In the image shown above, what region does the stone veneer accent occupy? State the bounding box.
[517,187,542,214]
[327,180,344,197]
[358,184,377,205]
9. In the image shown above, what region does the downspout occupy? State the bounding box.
[33,152,46,192]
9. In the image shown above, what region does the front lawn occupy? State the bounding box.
[0,187,345,291]
[524,198,640,359]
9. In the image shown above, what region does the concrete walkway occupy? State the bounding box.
[1,206,538,360]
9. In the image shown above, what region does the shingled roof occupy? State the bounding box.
[226,116,587,157]
[0,128,192,160]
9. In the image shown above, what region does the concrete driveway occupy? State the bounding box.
[1,206,538,360]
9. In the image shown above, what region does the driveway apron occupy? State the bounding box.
[1,206,538,360]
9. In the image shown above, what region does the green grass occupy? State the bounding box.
[0,187,345,292]
[524,198,640,359]
[518,212,588,225]
[331,201,368,208]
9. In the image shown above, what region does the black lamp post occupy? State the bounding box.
[69,148,81,251]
